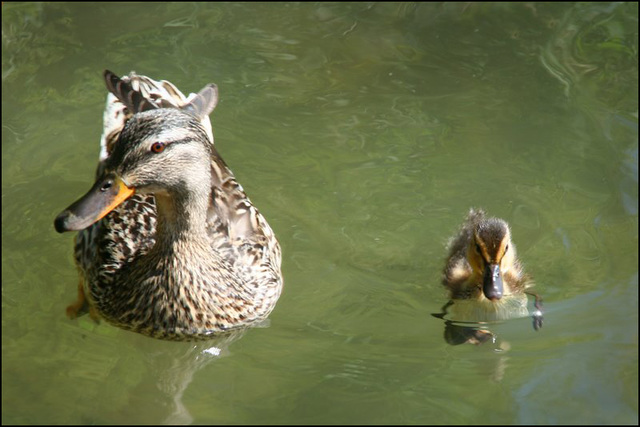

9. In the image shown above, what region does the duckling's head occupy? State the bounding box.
[54,71,218,233]
[467,217,516,301]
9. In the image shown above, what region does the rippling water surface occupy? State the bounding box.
[2,2,637,424]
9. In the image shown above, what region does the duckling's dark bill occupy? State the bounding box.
[483,263,503,301]
[54,174,134,233]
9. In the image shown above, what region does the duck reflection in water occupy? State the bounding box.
[434,209,543,346]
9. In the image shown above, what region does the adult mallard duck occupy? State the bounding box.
[440,209,543,331]
[54,70,283,340]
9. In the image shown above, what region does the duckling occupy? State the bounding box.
[54,70,283,340]
[441,209,543,330]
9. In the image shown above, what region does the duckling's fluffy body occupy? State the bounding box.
[442,209,538,325]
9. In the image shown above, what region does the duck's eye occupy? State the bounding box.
[100,179,113,192]
[151,142,166,153]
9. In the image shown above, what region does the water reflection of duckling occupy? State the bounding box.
[439,209,543,337]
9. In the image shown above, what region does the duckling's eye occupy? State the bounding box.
[474,243,481,254]
[505,244,510,252]
[151,142,166,153]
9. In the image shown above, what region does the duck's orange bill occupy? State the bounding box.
[54,174,135,233]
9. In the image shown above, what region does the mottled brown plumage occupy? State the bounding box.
[55,71,282,340]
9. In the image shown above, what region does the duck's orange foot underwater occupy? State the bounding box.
[65,280,100,323]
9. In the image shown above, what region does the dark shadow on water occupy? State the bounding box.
[432,307,513,382]
[432,300,498,347]
[442,321,496,346]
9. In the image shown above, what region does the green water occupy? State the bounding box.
[2,2,637,424]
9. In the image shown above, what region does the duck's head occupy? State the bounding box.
[54,71,218,233]
[466,217,516,302]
